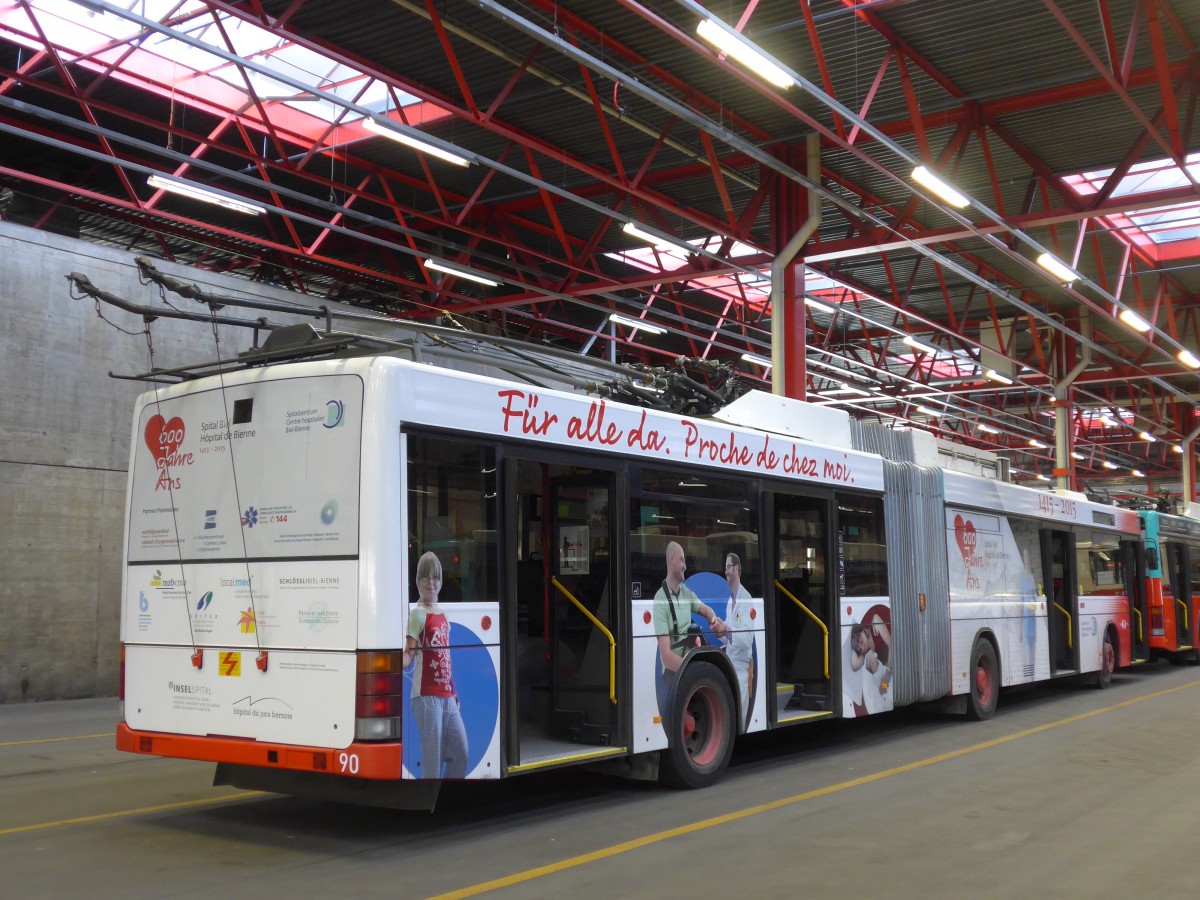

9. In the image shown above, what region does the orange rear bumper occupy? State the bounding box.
[116,722,403,780]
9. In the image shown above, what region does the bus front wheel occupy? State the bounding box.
[966,638,999,721]
[660,661,735,789]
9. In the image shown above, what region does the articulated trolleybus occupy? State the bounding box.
[117,353,1145,807]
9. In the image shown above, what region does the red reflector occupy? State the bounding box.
[312,752,327,771]
[139,736,153,753]
[356,695,403,718]
[356,672,405,695]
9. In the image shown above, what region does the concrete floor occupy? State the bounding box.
[4,663,1200,899]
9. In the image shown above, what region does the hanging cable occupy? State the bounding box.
[144,322,201,667]
[205,306,266,669]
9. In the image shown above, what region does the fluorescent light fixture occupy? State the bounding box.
[1036,252,1079,282]
[696,18,795,89]
[1174,444,1184,454]
[1102,460,1118,470]
[423,258,499,286]
[362,117,471,167]
[1139,431,1156,442]
[1029,439,1047,449]
[807,357,877,385]
[1131,469,1145,478]
[805,297,835,314]
[977,423,999,434]
[146,175,265,215]
[1036,473,1051,482]
[1098,415,1118,428]
[1118,309,1153,333]
[622,221,684,249]
[984,369,1014,385]
[916,405,942,417]
[911,165,969,209]
[823,385,871,397]
[902,335,937,355]
[1178,349,1200,368]
[741,353,772,368]
[609,313,665,335]
[1071,451,1085,461]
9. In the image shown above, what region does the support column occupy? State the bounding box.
[769,134,820,400]
[1178,403,1198,507]
[782,260,805,399]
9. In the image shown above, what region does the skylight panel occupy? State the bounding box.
[1066,152,1200,246]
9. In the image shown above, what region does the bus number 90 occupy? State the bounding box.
[338,752,359,775]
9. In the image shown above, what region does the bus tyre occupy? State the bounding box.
[660,661,735,789]
[965,639,999,721]
[1095,631,1116,688]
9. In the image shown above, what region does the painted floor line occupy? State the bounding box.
[428,677,1200,900]
[0,792,265,837]
[0,732,114,748]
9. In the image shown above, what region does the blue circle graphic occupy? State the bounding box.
[402,621,499,779]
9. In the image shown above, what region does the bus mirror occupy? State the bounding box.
[1145,546,1159,571]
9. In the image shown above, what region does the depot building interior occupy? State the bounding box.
[1,0,1198,704]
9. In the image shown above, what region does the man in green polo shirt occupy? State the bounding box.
[653,540,723,674]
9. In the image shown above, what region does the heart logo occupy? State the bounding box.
[953,514,977,560]
[144,414,185,467]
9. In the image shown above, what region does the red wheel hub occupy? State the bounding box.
[975,659,993,707]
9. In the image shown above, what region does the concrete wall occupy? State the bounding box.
[0,222,346,702]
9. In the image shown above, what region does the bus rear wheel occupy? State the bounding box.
[1094,631,1116,688]
[966,638,999,721]
[660,661,735,789]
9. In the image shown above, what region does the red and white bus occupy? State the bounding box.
[1140,509,1200,663]
[116,353,1145,807]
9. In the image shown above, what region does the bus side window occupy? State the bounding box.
[407,436,498,603]
[839,495,887,597]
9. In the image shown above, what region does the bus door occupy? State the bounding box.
[1122,538,1150,664]
[1042,529,1079,674]
[1164,542,1193,655]
[504,459,626,774]
[770,492,836,723]
[1186,544,1200,657]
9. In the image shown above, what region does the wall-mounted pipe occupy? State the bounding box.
[1054,312,1091,492]
[1182,422,1200,506]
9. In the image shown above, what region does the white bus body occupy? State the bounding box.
[117,354,1143,804]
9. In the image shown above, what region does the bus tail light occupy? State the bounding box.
[118,644,126,717]
[1151,607,1165,636]
[355,651,404,741]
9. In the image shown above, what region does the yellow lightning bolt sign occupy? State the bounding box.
[219,651,242,677]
